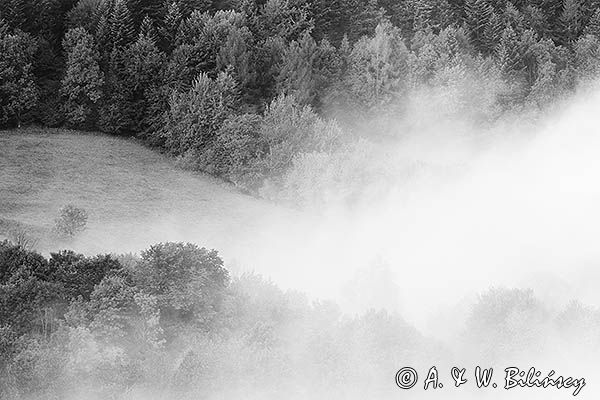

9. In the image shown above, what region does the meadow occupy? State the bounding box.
[0,128,296,257]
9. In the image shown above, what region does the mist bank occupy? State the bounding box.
[23,81,595,340]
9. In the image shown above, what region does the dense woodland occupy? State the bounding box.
[3,0,600,197]
[1,239,599,399]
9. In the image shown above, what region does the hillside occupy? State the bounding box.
[0,128,299,261]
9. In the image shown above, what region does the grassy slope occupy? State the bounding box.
[0,128,296,260]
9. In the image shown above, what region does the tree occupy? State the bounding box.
[159,1,183,53]
[67,0,104,33]
[250,94,340,193]
[163,10,248,90]
[162,70,238,156]
[0,0,27,30]
[253,0,312,43]
[53,204,88,238]
[61,27,104,128]
[126,0,163,27]
[277,32,322,106]
[559,0,583,44]
[178,0,214,16]
[46,251,124,301]
[138,14,157,42]
[95,0,137,134]
[585,8,600,37]
[574,33,600,79]
[132,242,230,332]
[217,21,254,91]
[0,243,63,336]
[343,22,410,116]
[465,288,549,359]
[122,31,166,133]
[95,0,114,58]
[411,0,453,33]
[110,0,135,48]
[464,0,497,54]
[198,113,264,181]
[0,27,39,127]
[0,241,48,284]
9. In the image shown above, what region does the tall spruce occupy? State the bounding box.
[160,1,183,52]
[110,0,135,48]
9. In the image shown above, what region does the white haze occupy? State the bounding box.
[66,81,600,337]
[221,81,600,334]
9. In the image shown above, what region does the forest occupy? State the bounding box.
[3,0,600,199]
[3,0,600,398]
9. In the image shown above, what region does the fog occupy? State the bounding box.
[42,81,600,399]
[62,81,600,333]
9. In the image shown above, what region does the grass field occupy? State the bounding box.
[0,128,300,262]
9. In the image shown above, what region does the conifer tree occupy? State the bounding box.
[277,33,341,109]
[574,33,600,78]
[139,14,157,42]
[217,24,254,89]
[559,0,583,44]
[412,0,436,32]
[123,32,166,132]
[465,0,495,53]
[160,1,183,52]
[110,0,135,48]
[277,31,319,106]
[483,11,504,54]
[378,0,413,38]
[497,25,522,75]
[0,18,9,36]
[585,8,600,37]
[178,0,213,16]
[126,0,163,27]
[0,0,27,30]
[355,0,386,40]
[95,0,114,63]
